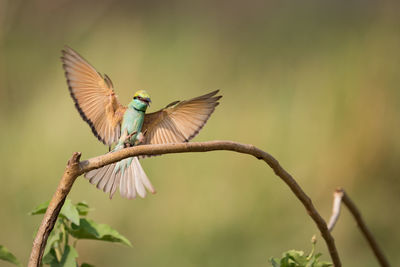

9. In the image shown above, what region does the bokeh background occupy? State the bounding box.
[0,0,399,266]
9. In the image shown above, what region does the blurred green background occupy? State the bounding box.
[0,0,399,266]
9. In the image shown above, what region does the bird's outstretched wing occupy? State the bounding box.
[61,46,126,145]
[141,90,221,146]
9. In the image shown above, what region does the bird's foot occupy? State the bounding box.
[123,131,137,147]
[136,132,145,145]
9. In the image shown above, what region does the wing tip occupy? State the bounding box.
[61,45,76,60]
[60,46,94,70]
[194,89,222,103]
[211,89,220,95]
[186,90,222,141]
[213,95,222,104]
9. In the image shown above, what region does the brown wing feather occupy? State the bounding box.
[61,46,126,145]
[142,90,221,146]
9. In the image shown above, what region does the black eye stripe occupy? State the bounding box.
[133,95,149,102]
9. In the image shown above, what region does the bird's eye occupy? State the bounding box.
[133,96,137,100]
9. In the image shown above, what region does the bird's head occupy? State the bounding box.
[129,90,151,112]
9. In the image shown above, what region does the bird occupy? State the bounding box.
[61,46,221,199]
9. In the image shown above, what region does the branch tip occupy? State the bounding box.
[68,152,81,166]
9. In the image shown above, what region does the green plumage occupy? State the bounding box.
[113,93,150,178]
[115,98,147,149]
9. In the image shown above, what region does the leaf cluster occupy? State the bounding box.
[30,199,132,267]
[269,238,332,267]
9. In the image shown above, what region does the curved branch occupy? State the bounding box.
[29,141,341,267]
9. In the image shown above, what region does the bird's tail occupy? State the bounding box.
[85,157,155,199]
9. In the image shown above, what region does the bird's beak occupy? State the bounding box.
[146,98,151,106]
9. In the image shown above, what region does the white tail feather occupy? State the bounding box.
[119,164,128,198]
[136,158,156,194]
[85,157,155,199]
[109,171,121,199]
[126,164,136,199]
[104,165,116,193]
[97,164,112,190]
[133,158,146,198]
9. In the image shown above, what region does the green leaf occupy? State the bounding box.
[43,228,63,260]
[314,262,333,267]
[59,245,78,267]
[80,263,95,267]
[270,248,332,267]
[44,246,79,267]
[42,248,58,265]
[30,199,80,225]
[286,250,307,265]
[76,202,90,216]
[68,218,132,247]
[269,257,281,267]
[61,200,80,225]
[0,245,22,267]
[279,255,293,267]
[29,201,50,215]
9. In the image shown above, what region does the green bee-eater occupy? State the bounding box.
[61,46,221,199]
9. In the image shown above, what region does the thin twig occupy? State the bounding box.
[327,188,390,267]
[28,141,341,267]
[339,188,390,267]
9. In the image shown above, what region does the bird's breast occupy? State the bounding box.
[122,108,145,138]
